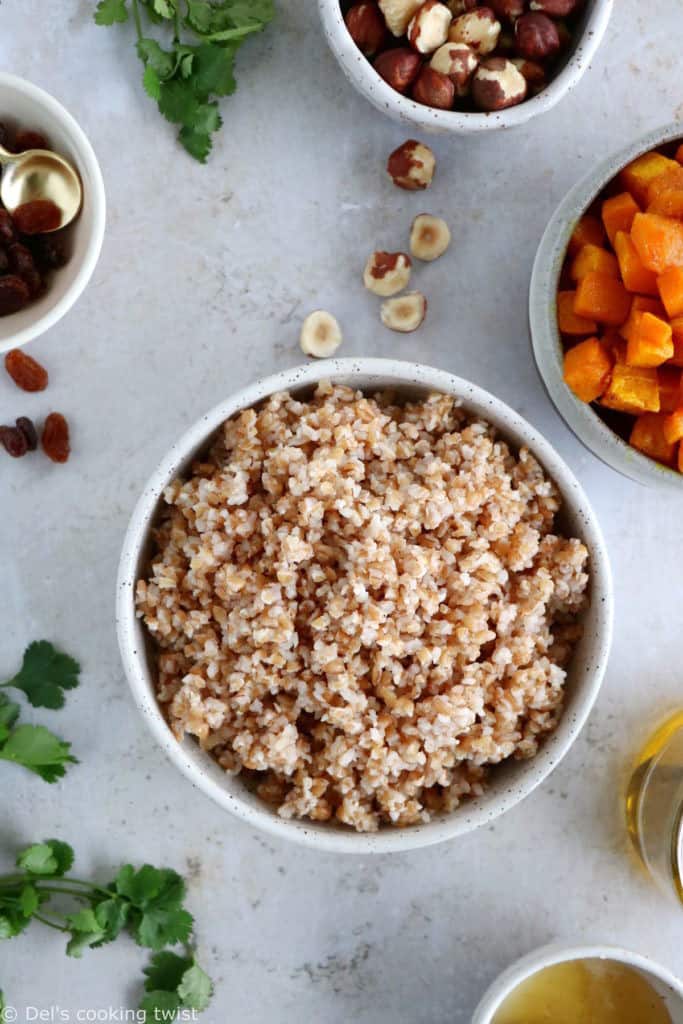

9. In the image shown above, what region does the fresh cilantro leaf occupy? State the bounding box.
[143,65,162,100]
[137,38,175,79]
[17,839,74,878]
[143,951,193,992]
[139,990,181,1020]
[94,0,128,25]
[0,899,33,939]
[190,43,237,99]
[178,126,212,163]
[0,915,14,939]
[0,726,77,782]
[152,0,176,17]
[177,962,212,1011]
[0,694,20,743]
[135,906,194,951]
[66,908,106,958]
[44,840,75,877]
[184,0,213,34]
[19,884,39,917]
[0,990,5,1021]
[92,898,129,945]
[2,640,80,710]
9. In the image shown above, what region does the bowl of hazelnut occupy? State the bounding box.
[318,0,612,132]
[0,72,105,354]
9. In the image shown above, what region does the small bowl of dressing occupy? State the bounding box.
[473,944,683,1024]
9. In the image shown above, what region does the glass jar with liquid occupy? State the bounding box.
[626,710,683,902]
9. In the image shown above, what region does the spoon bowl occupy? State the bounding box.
[0,144,82,231]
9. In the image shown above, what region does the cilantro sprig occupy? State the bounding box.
[0,642,80,782]
[94,0,275,162]
[0,841,212,1020]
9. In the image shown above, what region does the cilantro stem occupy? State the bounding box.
[131,0,143,40]
[32,912,69,933]
[0,876,112,899]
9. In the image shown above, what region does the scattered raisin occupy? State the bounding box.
[8,242,35,276]
[14,129,48,153]
[0,210,16,246]
[4,348,48,392]
[12,199,62,235]
[0,424,29,458]
[42,412,70,463]
[30,234,68,271]
[0,275,30,316]
[15,416,38,450]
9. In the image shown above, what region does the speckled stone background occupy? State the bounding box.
[1,1,682,1020]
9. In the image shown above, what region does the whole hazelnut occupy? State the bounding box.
[430,42,479,95]
[471,56,527,110]
[530,0,579,14]
[448,8,501,55]
[378,0,423,36]
[489,0,525,20]
[510,56,546,93]
[345,3,388,55]
[514,12,561,59]
[386,139,436,189]
[408,0,453,54]
[412,65,456,108]
[374,47,423,92]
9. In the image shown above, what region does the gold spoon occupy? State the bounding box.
[0,143,82,232]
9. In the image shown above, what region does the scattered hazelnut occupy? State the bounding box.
[408,0,453,54]
[299,311,343,358]
[448,8,501,55]
[471,56,527,110]
[489,0,525,18]
[374,48,423,92]
[345,2,388,55]
[363,251,412,296]
[412,65,455,108]
[514,12,561,60]
[380,291,427,332]
[530,0,579,14]
[430,42,478,95]
[387,139,436,190]
[510,57,547,93]
[409,214,451,261]
[378,0,423,36]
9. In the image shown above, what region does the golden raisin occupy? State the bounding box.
[42,412,70,463]
[4,348,48,392]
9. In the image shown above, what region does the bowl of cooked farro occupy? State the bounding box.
[117,359,613,853]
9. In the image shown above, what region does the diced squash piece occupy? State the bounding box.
[631,295,667,318]
[568,214,606,256]
[602,192,640,246]
[614,231,658,295]
[676,145,683,166]
[646,165,683,217]
[563,337,614,402]
[663,406,683,443]
[658,366,682,412]
[668,317,683,366]
[557,290,597,335]
[629,412,676,465]
[574,271,631,325]
[631,212,683,273]
[620,152,679,206]
[570,244,618,282]
[622,312,673,367]
[657,266,683,318]
[600,364,660,414]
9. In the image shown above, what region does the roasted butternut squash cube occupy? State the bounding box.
[629,413,676,465]
[600,364,660,414]
[657,266,683,318]
[563,337,614,403]
[568,214,606,256]
[621,152,679,206]
[631,295,667,318]
[570,244,618,282]
[574,271,631,326]
[658,366,682,412]
[622,311,673,367]
[663,406,683,443]
[614,231,658,295]
[668,317,683,366]
[557,290,597,335]
[631,212,683,273]
[646,165,683,218]
[602,192,640,246]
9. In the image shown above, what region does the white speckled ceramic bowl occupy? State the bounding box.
[317,0,612,134]
[0,73,105,354]
[530,122,683,489]
[472,944,683,1023]
[117,359,612,853]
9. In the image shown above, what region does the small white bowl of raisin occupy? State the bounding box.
[0,73,105,353]
[319,0,613,132]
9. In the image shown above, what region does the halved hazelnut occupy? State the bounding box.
[448,8,501,54]
[408,0,452,54]
[412,66,455,108]
[387,139,436,190]
[345,2,388,55]
[378,0,423,36]
[471,56,527,111]
[430,42,478,95]
[514,11,561,59]
[410,214,451,261]
[381,291,427,332]
[363,251,412,296]
[375,48,423,93]
[300,311,343,358]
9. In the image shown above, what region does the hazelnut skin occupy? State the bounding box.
[514,12,561,60]
[374,48,423,92]
[412,65,456,108]
[530,0,579,15]
[345,3,388,55]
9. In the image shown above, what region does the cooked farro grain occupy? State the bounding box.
[136,383,589,832]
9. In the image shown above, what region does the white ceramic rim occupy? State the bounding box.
[116,358,613,853]
[0,72,106,352]
[530,121,683,489]
[472,942,683,1023]
[317,0,613,133]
